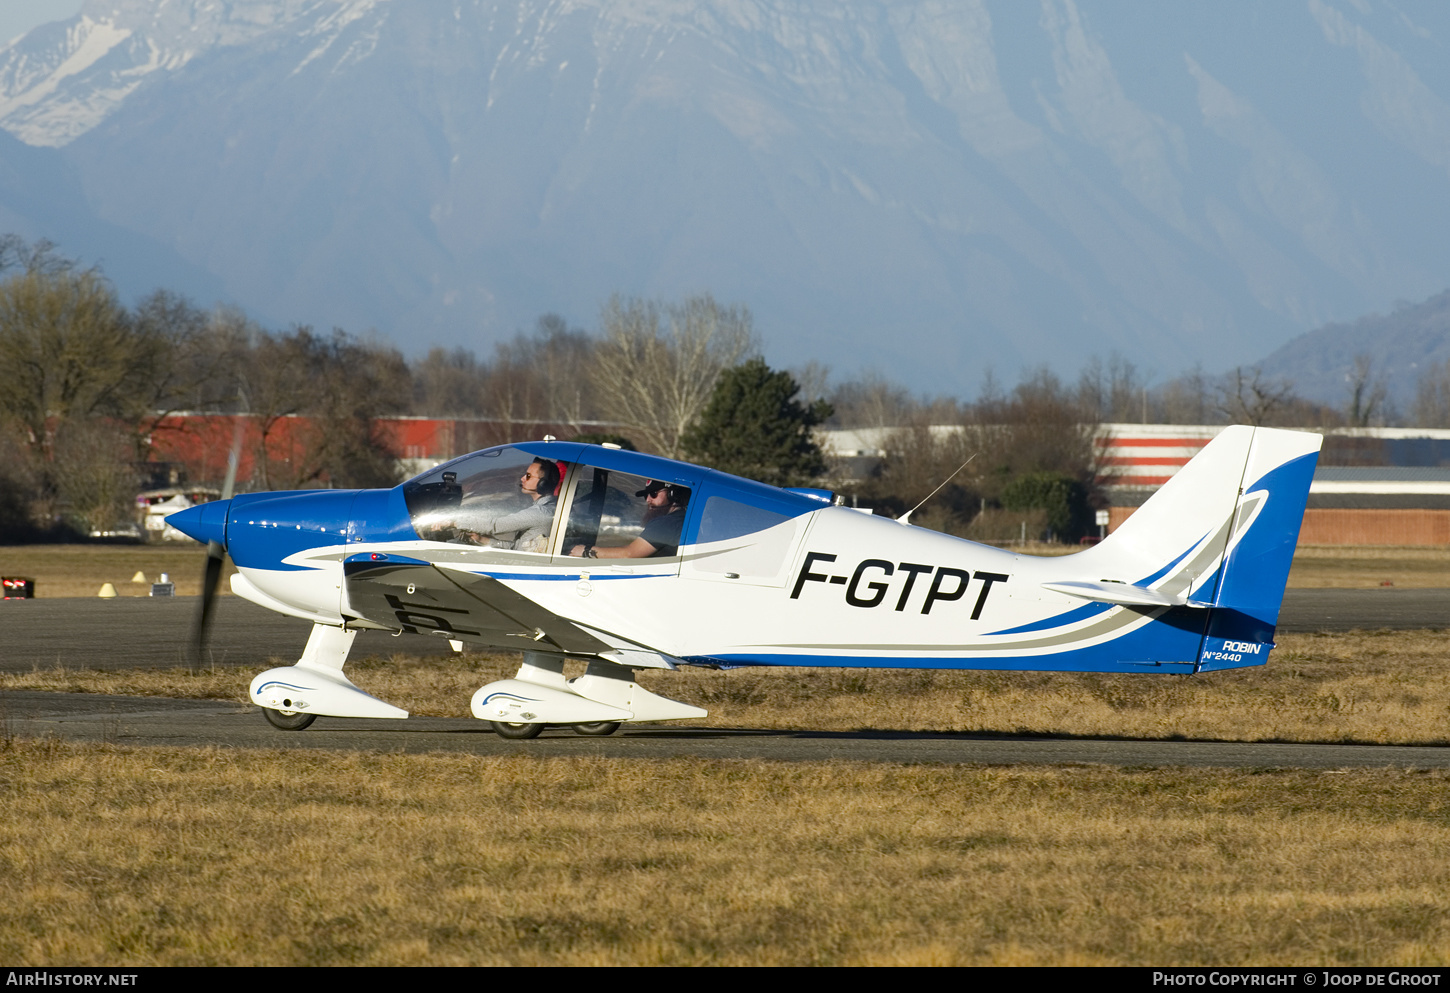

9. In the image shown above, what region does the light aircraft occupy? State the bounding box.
[166,425,1321,738]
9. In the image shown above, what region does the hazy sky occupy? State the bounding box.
[0,0,84,45]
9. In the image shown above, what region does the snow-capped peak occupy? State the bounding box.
[0,0,376,147]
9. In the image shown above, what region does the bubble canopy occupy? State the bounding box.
[399,441,828,553]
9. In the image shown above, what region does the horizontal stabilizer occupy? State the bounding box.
[1040,580,1208,609]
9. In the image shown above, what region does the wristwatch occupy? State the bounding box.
[585,546,597,558]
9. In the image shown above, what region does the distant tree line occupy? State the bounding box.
[0,238,413,538]
[1,233,1446,543]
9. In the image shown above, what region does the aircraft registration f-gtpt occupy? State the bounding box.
[166,425,1321,738]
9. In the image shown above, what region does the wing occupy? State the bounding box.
[343,553,612,655]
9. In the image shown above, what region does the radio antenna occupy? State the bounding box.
[898,454,976,526]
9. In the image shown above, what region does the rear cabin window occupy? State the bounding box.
[560,467,691,559]
[697,496,792,543]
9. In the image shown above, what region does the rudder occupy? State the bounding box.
[1197,428,1322,671]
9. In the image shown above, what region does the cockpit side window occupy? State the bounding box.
[403,448,567,553]
[559,466,691,560]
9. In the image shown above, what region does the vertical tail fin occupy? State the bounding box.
[1197,427,1322,670]
[1085,425,1321,670]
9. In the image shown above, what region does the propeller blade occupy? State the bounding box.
[191,417,245,668]
[191,542,225,667]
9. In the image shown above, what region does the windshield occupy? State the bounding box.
[403,448,566,553]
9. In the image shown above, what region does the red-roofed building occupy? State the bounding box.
[144,414,622,491]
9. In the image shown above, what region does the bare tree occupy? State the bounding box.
[1077,353,1146,423]
[1344,354,1388,427]
[0,234,24,274]
[1216,366,1343,427]
[0,267,150,529]
[1414,359,1450,428]
[972,367,1100,497]
[50,417,139,534]
[124,290,242,462]
[303,331,412,488]
[0,243,248,526]
[790,361,832,408]
[413,346,490,416]
[498,314,598,427]
[842,367,1102,539]
[1216,367,1297,426]
[0,430,37,539]
[0,266,136,465]
[241,327,411,489]
[856,419,980,528]
[418,315,602,429]
[238,327,314,489]
[592,294,756,457]
[1154,365,1214,424]
[827,371,915,429]
[0,234,72,277]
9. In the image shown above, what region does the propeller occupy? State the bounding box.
[190,418,245,669]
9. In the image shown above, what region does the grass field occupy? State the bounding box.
[1,737,1446,966]
[5,629,1449,745]
[0,544,238,598]
[1288,545,1450,588]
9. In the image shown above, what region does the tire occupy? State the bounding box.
[573,722,621,736]
[263,707,316,730]
[492,721,544,739]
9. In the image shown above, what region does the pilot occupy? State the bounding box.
[572,480,689,559]
[458,458,561,550]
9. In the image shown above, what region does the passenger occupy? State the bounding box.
[457,458,561,550]
[572,480,689,558]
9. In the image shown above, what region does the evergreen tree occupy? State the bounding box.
[999,470,1090,541]
[682,358,832,486]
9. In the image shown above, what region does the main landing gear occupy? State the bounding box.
[252,636,702,739]
[490,720,623,739]
[572,721,622,736]
[492,721,544,739]
[472,653,705,738]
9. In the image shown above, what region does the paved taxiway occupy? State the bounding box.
[1,588,1446,674]
[1,590,1446,765]
[0,596,455,672]
[5,689,1449,768]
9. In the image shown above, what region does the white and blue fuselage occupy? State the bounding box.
[168,427,1321,727]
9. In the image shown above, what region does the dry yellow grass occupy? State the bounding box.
[0,737,1447,966]
[673,629,1450,744]
[6,629,1450,745]
[1288,545,1450,588]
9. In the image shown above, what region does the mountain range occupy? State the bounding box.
[1,0,1449,399]
[1256,290,1450,417]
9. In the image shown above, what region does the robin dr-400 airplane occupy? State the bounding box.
[166,425,1321,738]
